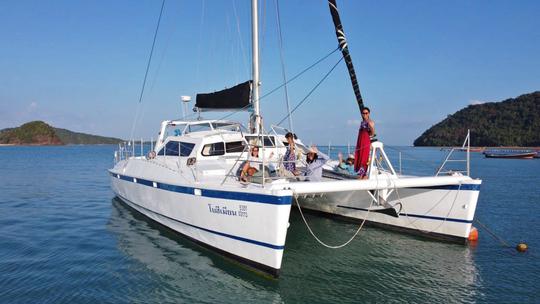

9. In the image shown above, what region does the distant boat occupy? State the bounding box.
[459,147,484,153]
[440,147,484,152]
[484,150,536,159]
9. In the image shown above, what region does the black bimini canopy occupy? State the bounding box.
[195,81,252,112]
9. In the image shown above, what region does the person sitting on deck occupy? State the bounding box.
[239,145,274,180]
[303,145,329,182]
[240,146,260,181]
[335,152,356,175]
[241,166,270,184]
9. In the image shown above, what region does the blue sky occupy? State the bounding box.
[1,0,538,145]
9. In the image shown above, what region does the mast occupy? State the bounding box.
[251,0,261,134]
[328,0,364,111]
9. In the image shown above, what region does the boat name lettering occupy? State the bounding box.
[208,204,248,218]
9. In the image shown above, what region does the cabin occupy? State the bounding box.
[148,119,297,183]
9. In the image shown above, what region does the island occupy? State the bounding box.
[0,121,124,145]
[414,91,540,147]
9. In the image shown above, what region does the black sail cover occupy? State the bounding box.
[328,0,364,111]
[195,81,252,111]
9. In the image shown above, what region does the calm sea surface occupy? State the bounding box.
[0,145,538,303]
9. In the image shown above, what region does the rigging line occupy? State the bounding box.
[260,0,267,74]
[213,48,340,123]
[130,0,166,141]
[277,55,344,126]
[232,0,249,78]
[259,47,339,101]
[274,0,293,132]
[225,14,237,84]
[149,5,181,94]
[137,0,165,105]
[384,145,447,172]
[195,0,205,82]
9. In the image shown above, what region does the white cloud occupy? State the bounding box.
[469,99,488,105]
[26,101,38,112]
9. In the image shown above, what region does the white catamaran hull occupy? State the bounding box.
[290,176,481,242]
[109,162,292,275]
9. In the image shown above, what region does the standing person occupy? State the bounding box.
[303,145,329,182]
[354,107,375,179]
[282,132,298,176]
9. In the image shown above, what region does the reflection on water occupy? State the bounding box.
[107,198,283,303]
[108,197,481,303]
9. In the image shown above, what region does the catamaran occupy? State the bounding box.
[109,0,482,277]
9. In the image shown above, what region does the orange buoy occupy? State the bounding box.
[516,243,528,252]
[468,227,479,242]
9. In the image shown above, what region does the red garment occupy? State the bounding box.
[354,121,371,175]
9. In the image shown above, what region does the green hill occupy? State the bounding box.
[53,127,123,145]
[0,121,123,145]
[0,121,62,145]
[414,91,540,147]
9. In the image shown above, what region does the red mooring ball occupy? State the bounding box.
[468,227,479,242]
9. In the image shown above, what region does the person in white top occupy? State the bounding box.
[303,145,329,182]
[240,145,274,182]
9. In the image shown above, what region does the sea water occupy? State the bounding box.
[0,145,538,303]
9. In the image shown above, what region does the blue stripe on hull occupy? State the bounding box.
[137,179,154,187]
[410,184,481,191]
[110,172,292,205]
[337,205,473,223]
[116,194,286,250]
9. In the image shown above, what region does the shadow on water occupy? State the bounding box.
[108,197,483,303]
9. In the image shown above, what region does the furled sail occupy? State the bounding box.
[195,81,252,111]
[328,0,364,110]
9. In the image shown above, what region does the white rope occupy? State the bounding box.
[293,189,374,249]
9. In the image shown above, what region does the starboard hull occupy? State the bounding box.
[295,180,481,243]
[109,171,293,277]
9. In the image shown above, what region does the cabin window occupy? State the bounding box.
[164,124,187,137]
[187,123,212,133]
[225,141,245,153]
[201,142,225,156]
[158,141,195,157]
[245,136,276,147]
[212,122,242,132]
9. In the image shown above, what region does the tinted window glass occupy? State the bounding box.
[164,124,187,137]
[212,122,241,132]
[158,141,195,156]
[188,123,212,133]
[201,142,225,156]
[225,141,245,153]
[245,136,276,147]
